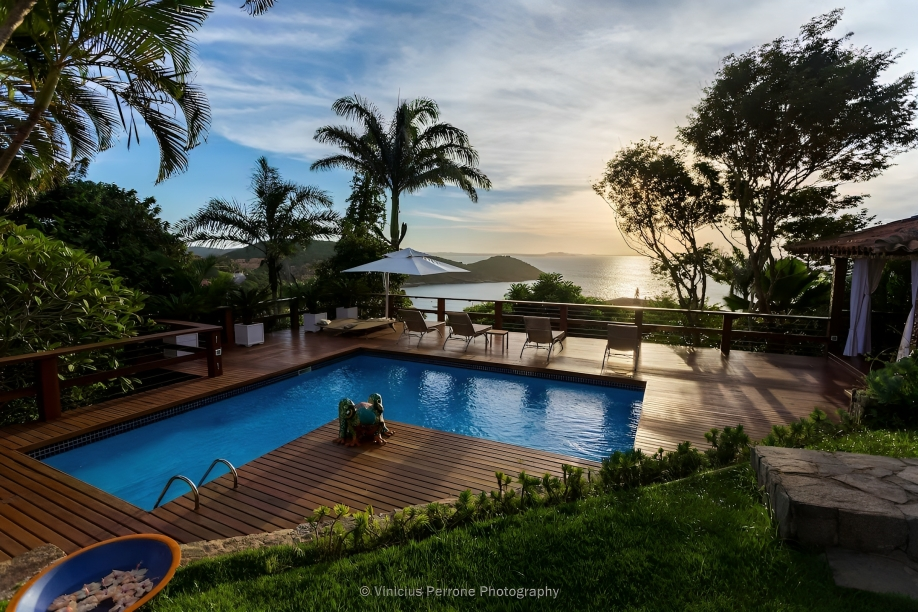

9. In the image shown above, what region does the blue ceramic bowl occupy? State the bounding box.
[7,535,181,612]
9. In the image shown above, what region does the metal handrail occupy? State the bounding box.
[153,475,200,511]
[198,458,239,489]
[382,294,831,321]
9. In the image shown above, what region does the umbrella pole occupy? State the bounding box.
[384,272,389,319]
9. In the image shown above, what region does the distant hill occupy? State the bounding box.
[188,241,337,264]
[188,244,543,285]
[187,246,231,257]
[404,255,543,286]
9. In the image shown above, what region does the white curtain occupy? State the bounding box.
[897,260,918,360]
[843,259,886,356]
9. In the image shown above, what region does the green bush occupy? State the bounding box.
[8,178,190,296]
[599,432,743,492]
[0,219,147,424]
[0,219,146,356]
[865,353,918,422]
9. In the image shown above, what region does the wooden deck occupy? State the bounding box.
[0,327,861,561]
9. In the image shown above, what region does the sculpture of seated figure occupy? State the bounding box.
[333,394,393,447]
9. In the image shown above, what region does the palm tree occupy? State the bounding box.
[0,0,212,186]
[178,157,339,302]
[0,0,38,55]
[311,95,491,250]
[241,0,277,15]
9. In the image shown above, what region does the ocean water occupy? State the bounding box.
[405,254,731,311]
[43,355,643,509]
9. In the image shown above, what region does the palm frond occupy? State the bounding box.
[241,0,277,16]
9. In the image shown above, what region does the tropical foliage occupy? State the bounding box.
[506,272,597,305]
[678,10,918,312]
[0,219,148,424]
[178,157,338,302]
[864,353,918,423]
[6,175,189,295]
[593,138,724,316]
[0,0,213,201]
[302,175,408,316]
[311,95,491,250]
[717,257,830,314]
[144,254,238,320]
[0,219,146,357]
[228,285,271,326]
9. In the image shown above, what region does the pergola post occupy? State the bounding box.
[828,257,849,353]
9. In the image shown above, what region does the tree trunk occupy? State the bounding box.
[0,0,38,55]
[267,255,279,314]
[389,190,400,251]
[0,64,62,179]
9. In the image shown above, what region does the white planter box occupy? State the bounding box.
[234,323,265,347]
[164,333,199,358]
[303,312,327,333]
[335,306,359,319]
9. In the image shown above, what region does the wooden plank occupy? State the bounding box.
[0,328,858,552]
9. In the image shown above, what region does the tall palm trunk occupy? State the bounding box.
[0,64,62,179]
[266,255,280,313]
[389,191,400,250]
[0,0,38,55]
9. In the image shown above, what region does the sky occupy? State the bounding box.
[85,0,918,255]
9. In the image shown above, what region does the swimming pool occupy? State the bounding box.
[42,354,643,510]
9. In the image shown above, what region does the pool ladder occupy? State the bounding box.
[153,458,239,511]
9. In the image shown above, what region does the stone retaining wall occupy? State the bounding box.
[751,446,918,559]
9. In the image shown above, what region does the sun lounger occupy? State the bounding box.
[520,316,566,363]
[320,318,397,337]
[397,309,446,345]
[601,323,640,373]
[443,311,492,351]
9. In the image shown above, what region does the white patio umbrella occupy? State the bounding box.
[343,248,468,318]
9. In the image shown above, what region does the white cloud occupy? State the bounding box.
[90,0,918,254]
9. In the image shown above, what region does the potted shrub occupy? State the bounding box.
[229,286,270,347]
[335,306,359,319]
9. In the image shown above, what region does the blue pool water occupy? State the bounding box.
[43,355,643,510]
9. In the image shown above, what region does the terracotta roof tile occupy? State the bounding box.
[786,216,918,258]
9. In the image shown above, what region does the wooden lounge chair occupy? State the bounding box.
[397,309,446,346]
[601,323,640,373]
[321,318,397,337]
[520,316,566,363]
[443,311,492,351]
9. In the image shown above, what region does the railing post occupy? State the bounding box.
[388,294,395,319]
[634,309,643,336]
[290,298,300,332]
[204,331,223,378]
[219,306,235,348]
[559,304,568,332]
[494,301,503,330]
[828,257,848,352]
[35,355,61,421]
[720,313,734,356]
[437,298,446,322]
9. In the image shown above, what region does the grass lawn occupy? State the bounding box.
[123,464,915,612]
[804,428,918,458]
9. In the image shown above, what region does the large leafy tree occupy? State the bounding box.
[679,10,918,312]
[593,138,725,316]
[0,0,213,191]
[178,157,339,302]
[6,174,189,295]
[311,95,492,250]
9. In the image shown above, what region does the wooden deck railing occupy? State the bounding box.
[373,294,831,356]
[0,320,223,422]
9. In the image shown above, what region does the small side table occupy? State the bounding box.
[486,329,509,354]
